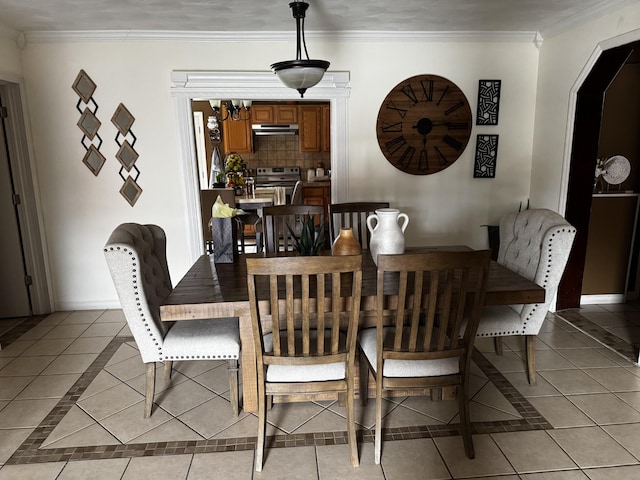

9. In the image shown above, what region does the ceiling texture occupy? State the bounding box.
[0,0,637,41]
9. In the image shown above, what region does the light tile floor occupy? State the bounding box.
[1,304,640,478]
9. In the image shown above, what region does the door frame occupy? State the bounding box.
[557,29,640,308]
[170,70,351,263]
[0,78,51,314]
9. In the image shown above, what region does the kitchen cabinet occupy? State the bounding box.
[303,183,331,225]
[222,104,252,154]
[251,105,298,124]
[299,105,330,152]
[299,105,322,152]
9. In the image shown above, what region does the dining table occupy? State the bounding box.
[160,247,545,412]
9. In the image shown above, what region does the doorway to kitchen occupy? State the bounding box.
[191,99,331,253]
[170,70,350,263]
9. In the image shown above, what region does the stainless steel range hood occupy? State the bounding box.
[251,124,299,136]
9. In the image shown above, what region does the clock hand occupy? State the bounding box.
[419,135,429,171]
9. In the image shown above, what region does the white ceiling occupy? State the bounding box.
[0,0,637,39]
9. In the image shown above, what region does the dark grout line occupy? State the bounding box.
[555,309,640,363]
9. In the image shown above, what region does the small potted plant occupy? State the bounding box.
[213,172,226,188]
[286,214,324,256]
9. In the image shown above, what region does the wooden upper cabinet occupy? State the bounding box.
[222,104,253,154]
[299,104,330,152]
[276,105,298,124]
[299,105,323,152]
[251,105,274,124]
[251,105,298,124]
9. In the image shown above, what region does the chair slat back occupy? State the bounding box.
[376,250,491,363]
[329,202,390,250]
[261,205,325,253]
[246,255,363,368]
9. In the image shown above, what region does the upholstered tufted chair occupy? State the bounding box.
[476,209,576,385]
[104,223,240,417]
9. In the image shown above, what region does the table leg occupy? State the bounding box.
[236,307,258,412]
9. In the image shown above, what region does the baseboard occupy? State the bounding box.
[580,294,626,305]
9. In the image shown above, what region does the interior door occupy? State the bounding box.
[0,93,31,317]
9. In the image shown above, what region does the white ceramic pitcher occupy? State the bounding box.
[366,208,409,265]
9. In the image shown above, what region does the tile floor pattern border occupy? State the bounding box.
[556,309,639,364]
[2,321,551,465]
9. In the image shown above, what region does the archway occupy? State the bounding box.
[558,40,639,308]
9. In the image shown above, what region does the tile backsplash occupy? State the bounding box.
[239,136,330,174]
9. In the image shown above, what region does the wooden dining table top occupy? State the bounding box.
[160,246,545,321]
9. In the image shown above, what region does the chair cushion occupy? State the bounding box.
[262,332,347,382]
[475,305,524,337]
[162,317,240,360]
[266,362,346,382]
[358,327,459,378]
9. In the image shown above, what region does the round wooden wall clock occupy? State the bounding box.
[376,74,472,175]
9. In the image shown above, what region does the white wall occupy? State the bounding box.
[531,3,640,211]
[0,35,22,78]
[18,36,539,310]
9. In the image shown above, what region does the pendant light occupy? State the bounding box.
[271,1,330,98]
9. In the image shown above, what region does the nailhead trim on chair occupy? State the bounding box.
[477,213,576,337]
[163,354,238,360]
[104,245,165,357]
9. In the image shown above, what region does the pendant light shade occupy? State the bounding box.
[271,1,330,98]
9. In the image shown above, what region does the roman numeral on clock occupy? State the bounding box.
[386,101,407,118]
[400,84,418,105]
[434,146,449,166]
[436,85,450,106]
[397,146,416,168]
[443,135,462,151]
[420,79,434,102]
[445,102,464,115]
[381,121,402,133]
[419,149,429,171]
[385,135,407,154]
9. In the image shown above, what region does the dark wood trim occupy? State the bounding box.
[558,44,633,309]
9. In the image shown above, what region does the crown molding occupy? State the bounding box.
[539,0,638,38]
[24,29,540,45]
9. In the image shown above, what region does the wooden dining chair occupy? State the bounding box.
[328,202,390,249]
[246,255,363,472]
[358,250,491,463]
[260,204,325,253]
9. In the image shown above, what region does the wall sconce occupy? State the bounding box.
[209,99,252,121]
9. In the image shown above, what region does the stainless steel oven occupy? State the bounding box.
[255,166,301,203]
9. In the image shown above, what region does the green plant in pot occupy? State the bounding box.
[213,172,226,188]
[286,214,324,256]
